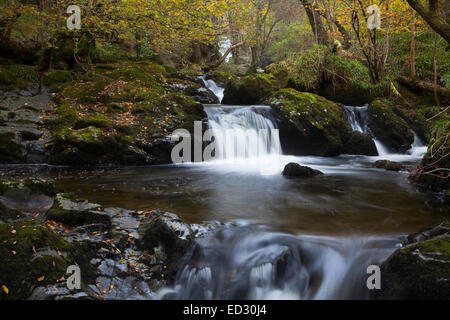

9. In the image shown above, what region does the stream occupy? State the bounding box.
[1,79,445,300]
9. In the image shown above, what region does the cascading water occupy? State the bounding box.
[200,76,225,104]
[344,106,390,156]
[200,78,281,162]
[157,226,400,300]
[204,106,281,160]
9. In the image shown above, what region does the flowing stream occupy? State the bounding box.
[42,79,443,300]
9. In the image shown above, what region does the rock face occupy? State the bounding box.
[373,160,405,171]
[367,100,414,153]
[222,73,277,105]
[268,88,376,157]
[282,163,324,178]
[138,212,194,278]
[374,222,450,300]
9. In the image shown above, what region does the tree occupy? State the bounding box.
[407,0,450,44]
[299,0,329,45]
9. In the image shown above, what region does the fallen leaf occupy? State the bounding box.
[2,285,8,295]
[11,230,16,234]
[37,276,45,282]
[11,250,16,255]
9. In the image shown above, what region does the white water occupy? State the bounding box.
[200,76,225,103]
[344,106,390,156]
[219,38,232,63]
[158,226,401,300]
[204,105,281,161]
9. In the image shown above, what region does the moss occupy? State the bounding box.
[268,88,352,156]
[410,113,450,193]
[0,64,40,89]
[0,221,76,300]
[222,73,278,105]
[42,70,73,87]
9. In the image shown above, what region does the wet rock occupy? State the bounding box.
[268,88,353,156]
[46,193,111,227]
[0,178,55,214]
[282,163,324,179]
[374,222,450,300]
[373,160,405,172]
[367,100,414,153]
[138,212,194,277]
[343,131,378,156]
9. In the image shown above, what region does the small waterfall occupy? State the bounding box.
[408,132,428,157]
[158,226,399,300]
[200,77,225,104]
[204,106,281,161]
[344,106,389,156]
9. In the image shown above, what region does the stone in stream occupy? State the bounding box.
[138,212,195,278]
[282,162,324,179]
[45,193,111,228]
[374,222,450,300]
[373,160,405,171]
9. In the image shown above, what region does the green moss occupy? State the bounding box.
[0,221,76,300]
[42,70,73,87]
[0,64,40,89]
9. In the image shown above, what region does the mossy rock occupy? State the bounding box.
[222,73,277,105]
[0,202,25,223]
[367,100,414,153]
[138,212,194,278]
[374,160,405,171]
[375,223,450,300]
[268,88,352,156]
[0,221,78,300]
[343,131,378,156]
[46,193,110,227]
[0,132,23,163]
[282,163,324,179]
[0,178,56,198]
[409,117,450,193]
[42,70,73,87]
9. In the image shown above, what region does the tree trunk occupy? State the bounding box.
[300,0,329,46]
[433,32,440,106]
[407,0,450,44]
[411,10,416,79]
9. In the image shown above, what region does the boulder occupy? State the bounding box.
[46,193,111,227]
[343,131,378,156]
[282,163,324,179]
[138,212,194,277]
[373,160,405,171]
[268,88,353,156]
[374,222,450,300]
[367,100,414,153]
[222,73,277,105]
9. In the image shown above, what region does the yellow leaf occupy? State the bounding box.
[2,285,8,295]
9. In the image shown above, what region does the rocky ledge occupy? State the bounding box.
[0,178,222,300]
[374,222,450,300]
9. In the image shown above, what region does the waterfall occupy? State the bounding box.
[157,226,399,300]
[200,76,225,104]
[344,106,389,156]
[204,106,281,160]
